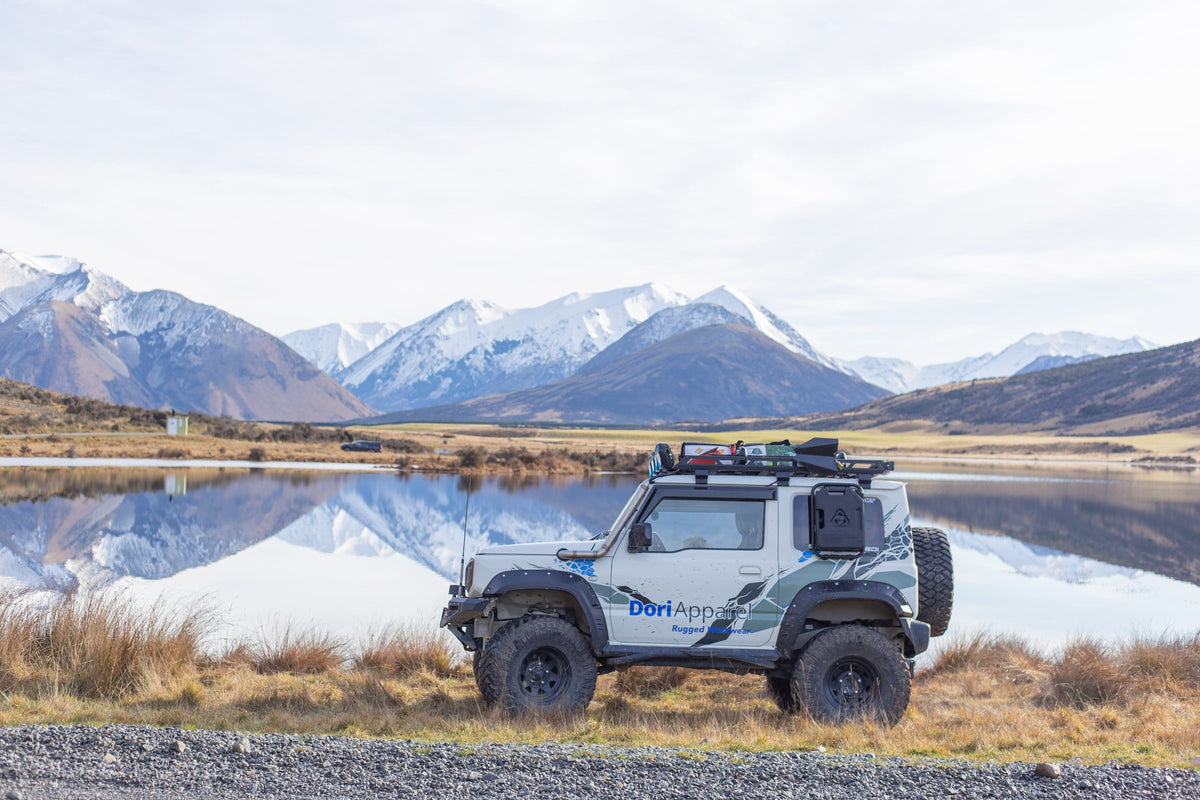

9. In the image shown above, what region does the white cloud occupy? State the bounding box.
[1,0,1198,362]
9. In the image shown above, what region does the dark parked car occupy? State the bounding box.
[341,440,382,453]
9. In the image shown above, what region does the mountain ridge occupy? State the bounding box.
[845,331,1156,393]
[794,337,1200,434]
[0,249,371,421]
[372,323,887,425]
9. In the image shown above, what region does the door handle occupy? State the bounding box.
[739,565,762,576]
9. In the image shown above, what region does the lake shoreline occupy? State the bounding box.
[0,420,1196,475]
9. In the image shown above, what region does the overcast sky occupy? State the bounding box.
[2,1,1198,364]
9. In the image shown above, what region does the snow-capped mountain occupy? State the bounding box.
[282,321,403,373]
[845,332,1156,393]
[694,286,840,369]
[331,283,849,412]
[338,284,692,411]
[0,249,371,420]
[576,303,749,374]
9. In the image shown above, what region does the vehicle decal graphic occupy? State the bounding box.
[689,580,770,647]
[741,517,917,636]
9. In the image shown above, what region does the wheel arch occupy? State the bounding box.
[482,570,609,652]
[777,580,928,658]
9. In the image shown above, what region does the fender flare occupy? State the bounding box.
[482,570,609,653]
[776,579,928,657]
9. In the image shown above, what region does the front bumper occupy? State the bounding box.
[440,596,491,649]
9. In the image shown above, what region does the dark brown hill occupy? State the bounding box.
[377,324,887,425]
[799,337,1200,434]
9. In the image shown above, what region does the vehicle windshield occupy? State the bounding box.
[593,481,649,541]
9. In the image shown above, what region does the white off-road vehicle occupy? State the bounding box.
[441,438,953,723]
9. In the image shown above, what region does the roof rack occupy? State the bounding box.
[648,438,894,486]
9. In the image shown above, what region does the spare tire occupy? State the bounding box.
[912,526,954,637]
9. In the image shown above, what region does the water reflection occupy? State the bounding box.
[0,464,1196,644]
[899,461,1200,585]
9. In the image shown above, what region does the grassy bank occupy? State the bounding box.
[2,421,1199,474]
[1,593,1198,766]
[3,375,1199,468]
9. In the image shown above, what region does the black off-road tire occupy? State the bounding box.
[912,526,954,637]
[472,647,498,706]
[766,675,799,713]
[790,625,911,725]
[475,616,597,715]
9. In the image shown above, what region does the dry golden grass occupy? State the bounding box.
[2,593,1199,765]
[0,590,213,699]
[355,625,457,676]
[3,418,1199,470]
[237,625,347,675]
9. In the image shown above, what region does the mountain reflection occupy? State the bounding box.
[0,469,634,590]
[904,468,1200,585]
[0,465,1196,596]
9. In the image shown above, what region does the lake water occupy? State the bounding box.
[1,460,1197,655]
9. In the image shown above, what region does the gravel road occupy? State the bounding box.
[1,724,1196,800]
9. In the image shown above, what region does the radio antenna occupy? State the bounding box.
[457,477,474,596]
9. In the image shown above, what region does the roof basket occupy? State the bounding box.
[649,438,893,485]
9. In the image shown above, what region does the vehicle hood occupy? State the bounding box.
[475,539,601,557]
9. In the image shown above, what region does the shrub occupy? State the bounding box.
[383,437,430,455]
[457,446,487,469]
[247,447,268,462]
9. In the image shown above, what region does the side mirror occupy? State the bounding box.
[629,522,652,552]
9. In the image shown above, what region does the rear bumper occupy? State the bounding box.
[901,618,931,657]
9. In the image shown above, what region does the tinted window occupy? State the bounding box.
[792,495,810,550]
[641,498,764,552]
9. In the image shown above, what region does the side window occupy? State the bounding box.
[792,494,810,550]
[640,498,764,552]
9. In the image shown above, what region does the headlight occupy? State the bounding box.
[464,558,475,593]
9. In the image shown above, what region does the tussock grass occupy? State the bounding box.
[0,590,213,699]
[2,594,1199,766]
[355,625,458,676]
[613,666,691,698]
[241,625,347,674]
[1047,638,1125,708]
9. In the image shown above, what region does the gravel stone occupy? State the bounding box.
[0,724,1196,800]
[169,740,186,755]
[232,738,251,755]
[1035,762,1062,778]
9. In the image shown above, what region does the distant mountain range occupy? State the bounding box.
[281,321,403,373]
[0,250,370,421]
[290,283,842,415]
[375,323,887,425]
[1,244,1170,427]
[802,336,1200,435]
[843,332,1156,393]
